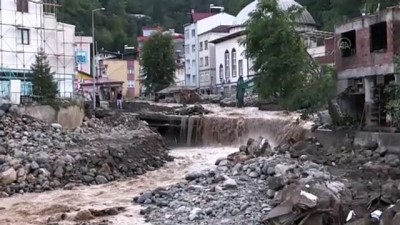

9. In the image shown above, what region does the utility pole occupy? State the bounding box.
[91,8,105,109]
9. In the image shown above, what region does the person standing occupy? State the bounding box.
[116,91,123,109]
[95,91,100,108]
[236,76,245,108]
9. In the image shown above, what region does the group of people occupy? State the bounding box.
[82,90,124,109]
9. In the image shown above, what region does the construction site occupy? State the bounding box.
[0,0,75,102]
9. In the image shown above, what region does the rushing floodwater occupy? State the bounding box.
[0,146,237,225]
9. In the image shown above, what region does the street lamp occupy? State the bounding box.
[91,7,105,109]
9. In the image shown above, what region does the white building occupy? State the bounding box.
[184,11,235,87]
[75,36,93,75]
[198,25,231,94]
[174,66,185,86]
[210,0,319,95]
[0,0,76,98]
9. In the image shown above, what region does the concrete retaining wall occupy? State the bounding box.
[19,101,84,129]
[313,129,354,147]
[354,132,400,153]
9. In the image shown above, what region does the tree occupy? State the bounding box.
[141,32,176,94]
[31,50,58,101]
[243,0,309,99]
[242,0,335,111]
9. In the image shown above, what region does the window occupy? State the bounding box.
[224,50,230,80]
[238,59,243,76]
[16,28,29,45]
[191,29,195,37]
[127,80,135,88]
[192,60,195,69]
[340,30,356,57]
[128,67,134,74]
[186,60,190,69]
[200,42,203,51]
[205,41,208,50]
[219,64,223,82]
[185,30,189,39]
[205,56,209,66]
[370,22,387,52]
[192,45,195,52]
[43,0,56,14]
[17,0,28,13]
[185,45,189,53]
[231,48,237,77]
[200,58,203,67]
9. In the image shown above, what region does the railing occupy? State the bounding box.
[5,91,75,105]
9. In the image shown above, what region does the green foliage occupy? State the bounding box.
[58,0,255,52]
[58,0,400,51]
[242,0,308,100]
[141,32,176,94]
[31,50,59,102]
[297,0,399,31]
[384,84,400,128]
[243,0,335,112]
[282,66,336,112]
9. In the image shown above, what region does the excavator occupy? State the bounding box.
[236,77,255,107]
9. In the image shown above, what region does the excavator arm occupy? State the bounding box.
[242,78,255,91]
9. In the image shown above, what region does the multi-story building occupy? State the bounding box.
[334,6,400,129]
[75,36,92,75]
[137,27,185,94]
[211,0,319,95]
[0,0,76,99]
[198,25,231,94]
[96,51,139,98]
[183,9,235,87]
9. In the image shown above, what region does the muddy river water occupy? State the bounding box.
[0,146,237,225]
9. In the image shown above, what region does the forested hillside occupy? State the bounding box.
[58,0,400,51]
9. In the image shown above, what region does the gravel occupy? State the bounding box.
[135,138,335,225]
[0,110,172,196]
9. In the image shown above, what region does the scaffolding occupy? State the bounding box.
[0,0,76,100]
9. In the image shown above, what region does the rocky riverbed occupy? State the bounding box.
[0,111,172,196]
[135,136,400,225]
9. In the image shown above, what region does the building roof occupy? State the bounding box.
[81,77,124,86]
[191,12,216,22]
[210,30,245,44]
[77,70,92,77]
[157,85,197,94]
[233,0,317,26]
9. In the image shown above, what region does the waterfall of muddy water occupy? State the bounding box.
[180,116,187,143]
[0,147,237,225]
[180,113,310,147]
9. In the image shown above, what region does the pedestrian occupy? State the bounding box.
[116,91,123,109]
[95,91,100,108]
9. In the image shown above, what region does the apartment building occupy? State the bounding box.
[0,0,76,99]
[183,10,235,87]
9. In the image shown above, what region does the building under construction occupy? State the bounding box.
[0,0,76,101]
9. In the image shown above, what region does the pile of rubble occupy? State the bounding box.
[134,137,347,225]
[135,135,400,225]
[169,104,211,116]
[280,136,400,180]
[219,93,259,107]
[0,111,172,197]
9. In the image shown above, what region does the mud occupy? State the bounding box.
[0,147,237,225]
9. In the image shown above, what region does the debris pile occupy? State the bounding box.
[134,137,343,225]
[0,111,172,196]
[46,206,126,225]
[219,93,259,107]
[170,104,211,116]
[280,137,400,180]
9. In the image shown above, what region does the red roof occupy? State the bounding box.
[191,13,215,22]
